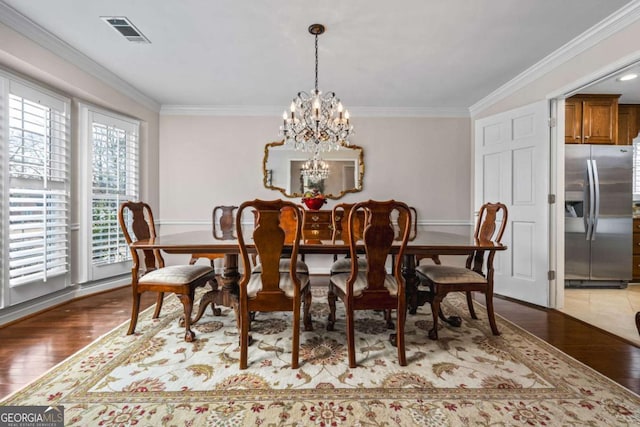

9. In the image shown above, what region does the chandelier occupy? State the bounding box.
[280,24,353,153]
[300,151,330,182]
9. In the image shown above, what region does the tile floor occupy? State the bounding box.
[560,283,640,346]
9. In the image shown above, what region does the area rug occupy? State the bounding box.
[2,288,639,426]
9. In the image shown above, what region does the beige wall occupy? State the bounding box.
[158,115,472,228]
[475,20,640,118]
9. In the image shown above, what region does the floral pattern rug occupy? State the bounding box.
[2,287,639,426]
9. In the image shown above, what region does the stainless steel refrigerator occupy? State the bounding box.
[565,144,632,287]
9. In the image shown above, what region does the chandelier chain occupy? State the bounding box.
[314,34,319,92]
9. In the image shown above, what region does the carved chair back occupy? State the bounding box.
[213,205,238,240]
[347,200,412,295]
[467,202,508,273]
[118,201,164,278]
[332,203,366,244]
[238,199,303,296]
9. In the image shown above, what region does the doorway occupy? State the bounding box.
[553,59,640,345]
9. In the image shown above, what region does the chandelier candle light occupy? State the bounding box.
[280,24,353,153]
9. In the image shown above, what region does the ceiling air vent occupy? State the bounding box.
[101,16,151,43]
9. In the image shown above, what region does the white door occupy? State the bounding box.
[474,100,550,307]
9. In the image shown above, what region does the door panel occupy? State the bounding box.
[474,100,550,307]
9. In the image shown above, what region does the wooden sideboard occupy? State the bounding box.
[254,208,337,241]
[302,210,334,240]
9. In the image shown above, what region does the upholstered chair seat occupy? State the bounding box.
[252,259,309,274]
[329,257,368,275]
[138,265,213,284]
[415,265,487,284]
[247,273,310,298]
[330,272,399,297]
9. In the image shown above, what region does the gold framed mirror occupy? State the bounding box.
[263,141,364,199]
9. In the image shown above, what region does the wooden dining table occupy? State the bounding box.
[130,226,507,327]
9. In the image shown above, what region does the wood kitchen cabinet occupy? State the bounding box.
[618,104,640,145]
[565,94,620,144]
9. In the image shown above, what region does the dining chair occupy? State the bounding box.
[236,199,313,369]
[415,202,508,340]
[188,205,238,320]
[327,200,412,368]
[189,205,238,268]
[397,206,441,267]
[329,203,368,275]
[118,201,217,342]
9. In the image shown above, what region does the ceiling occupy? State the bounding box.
[1,0,637,113]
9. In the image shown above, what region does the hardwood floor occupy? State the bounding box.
[0,287,156,399]
[0,284,639,399]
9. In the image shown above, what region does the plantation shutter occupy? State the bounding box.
[89,111,139,279]
[7,81,70,294]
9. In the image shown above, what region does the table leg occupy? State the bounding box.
[402,254,420,315]
[190,279,222,324]
[189,254,240,325]
[218,254,253,346]
[218,253,240,310]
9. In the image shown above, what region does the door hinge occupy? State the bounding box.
[548,194,556,204]
[548,117,557,127]
[548,270,556,280]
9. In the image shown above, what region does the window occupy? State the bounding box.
[1,77,71,306]
[82,107,139,281]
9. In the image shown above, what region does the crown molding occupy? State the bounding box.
[160,104,470,118]
[0,2,161,112]
[160,105,284,116]
[469,0,640,116]
[350,106,469,118]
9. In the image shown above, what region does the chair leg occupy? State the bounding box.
[292,299,301,369]
[303,288,313,331]
[152,292,164,319]
[177,292,196,342]
[346,303,356,368]
[466,291,478,319]
[239,302,250,370]
[485,291,500,336]
[396,300,407,366]
[327,285,337,331]
[385,309,394,329]
[127,291,141,335]
[429,296,443,340]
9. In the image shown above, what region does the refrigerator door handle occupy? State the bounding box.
[585,159,595,240]
[591,159,600,240]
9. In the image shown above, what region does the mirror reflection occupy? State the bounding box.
[263,141,364,199]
